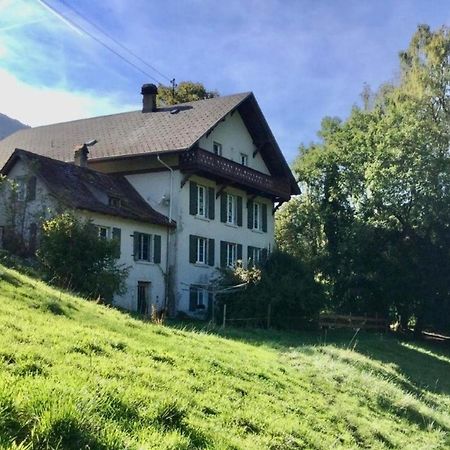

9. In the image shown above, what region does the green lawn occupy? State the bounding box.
[0,264,449,449]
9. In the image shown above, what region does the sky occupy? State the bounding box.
[0,0,449,163]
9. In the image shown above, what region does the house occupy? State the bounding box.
[0,85,299,317]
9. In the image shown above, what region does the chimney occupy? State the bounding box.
[141,83,158,112]
[74,144,89,168]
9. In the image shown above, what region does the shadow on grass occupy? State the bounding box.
[163,319,450,396]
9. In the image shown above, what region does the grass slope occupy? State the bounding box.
[0,265,450,449]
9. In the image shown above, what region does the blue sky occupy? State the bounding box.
[0,0,448,163]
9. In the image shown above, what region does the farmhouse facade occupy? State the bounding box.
[0,86,299,317]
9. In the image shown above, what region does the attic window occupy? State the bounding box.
[109,196,121,208]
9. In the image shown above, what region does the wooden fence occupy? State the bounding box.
[319,313,388,331]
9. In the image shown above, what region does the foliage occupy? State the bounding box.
[278,25,450,334]
[37,212,128,301]
[0,264,450,449]
[217,252,324,328]
[157,81,219,105]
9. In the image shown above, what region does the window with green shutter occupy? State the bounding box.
[208,187,215,220]
[189,181,198,215]
[133,232,160,262]
[153,235,162,264]
[189,235,213,265]
[247,200,254,229]
[220,193,227,223]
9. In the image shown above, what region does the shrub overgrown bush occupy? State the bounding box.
[37,212,129,301]
[217,251,324,329]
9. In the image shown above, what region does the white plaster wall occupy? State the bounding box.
[198,111,271,175]
[82,212,168,313]
[173,174,274,313]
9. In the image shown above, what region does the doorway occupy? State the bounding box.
[137,281,151,315]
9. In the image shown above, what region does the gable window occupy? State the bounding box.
[220,240,242,268]
[133,232,162,263]
[247,200,268,232]
[213,141,222,156]
[109,196,121,208]
[14,176,36,202]
[189,235,215,266]
[240,153,248,166]
[189,181,215,220]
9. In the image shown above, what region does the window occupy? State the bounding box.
[249,247,261,265]
[240,153,248,166]
[109,196,121,208]
[97,226,110,240]
[189,285,210,311]
[253,203,261,230]
[213,141,222,156]
[137,281,150,315]
[133,232,162,263]
[226,194,237,225]
[15,178,26,201]
[197,185,206,217]
[14,176,36,201]
[197,237,207,264]
[189,181,215,220]
[190,235,214,266]
[220,241,242,268]
[247,200,268,232]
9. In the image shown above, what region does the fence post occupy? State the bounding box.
[222,304,227,329]
[267,303,271,329]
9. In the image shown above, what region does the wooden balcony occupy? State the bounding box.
[179,147,291,200]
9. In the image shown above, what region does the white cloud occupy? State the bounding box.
[0,68,137,126]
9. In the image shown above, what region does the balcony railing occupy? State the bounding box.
[179,147,291,200]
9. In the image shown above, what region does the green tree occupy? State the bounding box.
[278,25,450,334]
[157,81,219,105]
[37,212,129,302]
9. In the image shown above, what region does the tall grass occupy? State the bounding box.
[0,264,449,449]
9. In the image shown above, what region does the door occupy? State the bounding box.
[137,281,151,315]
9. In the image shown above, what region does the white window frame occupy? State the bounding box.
[97,225,110,240]
[197,184,207,218]
[240,153,248,166]
[253,202,262,231]
[137,232,153,262]
[250,247,262,265]
[213,141,222,156]
[226,242,237,268]
[196,237,207,264]
[226,194,237,225]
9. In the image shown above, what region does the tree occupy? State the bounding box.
[37,213,129,302]
[278,25,450,334]
[157,81,219,106]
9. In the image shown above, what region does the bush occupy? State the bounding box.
[37,212,128,301]
[217,251,324,329]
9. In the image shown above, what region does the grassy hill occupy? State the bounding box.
[0,265,449,449]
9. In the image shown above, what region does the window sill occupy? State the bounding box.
[194,215,211,223]
[251,229,265,234]
[225,222,238,228]
[193,262,211,268]
[135,260,155,266]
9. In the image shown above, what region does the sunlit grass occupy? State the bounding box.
[0,264,449,449]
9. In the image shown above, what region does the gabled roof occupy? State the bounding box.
[1,149,174,227]
[0,92,299,195]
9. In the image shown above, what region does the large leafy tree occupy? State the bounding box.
[277,25,450,334]
[157,81,219,105]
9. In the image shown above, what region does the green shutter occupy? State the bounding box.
[189,235,197,263]
[247,200,254,229]
[220,241,227,267]
[237,244,243,261]
[112,227,121,258]
[220,193,227,223]
[189,286,197,311]
[26,176,37,201]
[237,196,243,226]
[133,232,139,260]
[262,204,268,232]
[208,187,215,220]
[208,238,215,266]
[189,181,198,215]
[153,234,161,264]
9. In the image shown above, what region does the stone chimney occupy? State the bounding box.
[74,144,89,168]
[141,83,158,113]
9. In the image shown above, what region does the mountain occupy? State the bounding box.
[0,113,29,140]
